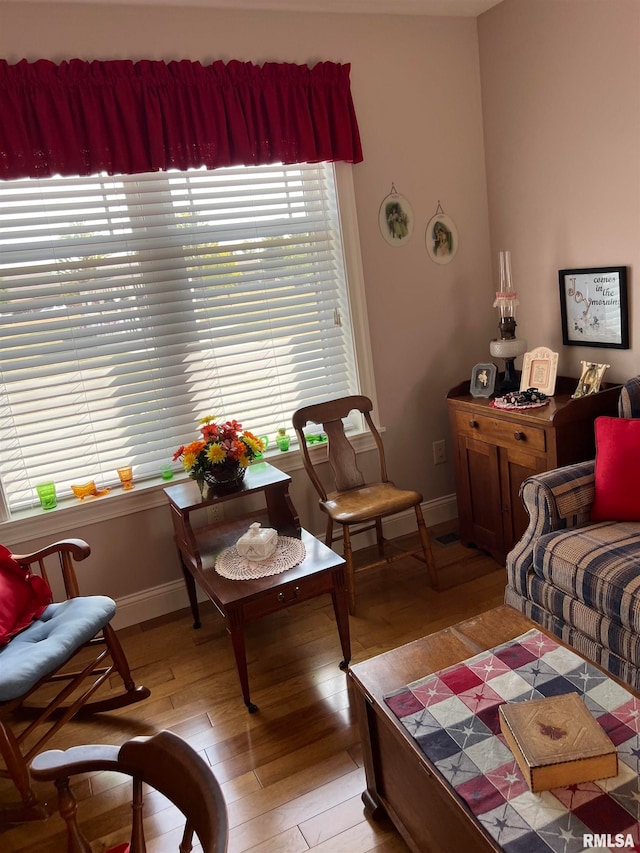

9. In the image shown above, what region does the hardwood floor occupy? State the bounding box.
[1,521,505,853]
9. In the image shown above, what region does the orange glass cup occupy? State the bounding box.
[117,466,134,490]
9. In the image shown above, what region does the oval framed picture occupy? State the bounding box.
[425,213,458,265]
[378,193,414,246]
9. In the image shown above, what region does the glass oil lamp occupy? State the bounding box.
[489,250,527,393]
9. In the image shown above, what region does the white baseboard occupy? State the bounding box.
[110,579,208,631]
[112,493,458,630]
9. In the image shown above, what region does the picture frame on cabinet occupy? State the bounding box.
[519,346,559,396]
[470,363,497,397]
[559,266,629,349]
[571,360,610,399]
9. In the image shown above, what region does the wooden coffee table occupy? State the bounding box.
[349,606,633,853]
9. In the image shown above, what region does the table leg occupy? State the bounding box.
[330,567,351,671]
[180,559,201,629]
[264,481,301,536]
[227,609,258,713]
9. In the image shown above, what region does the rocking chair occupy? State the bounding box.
[0,538,150,821]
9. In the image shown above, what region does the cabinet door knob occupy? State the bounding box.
[514,431,525,441]
[469,419,478,429]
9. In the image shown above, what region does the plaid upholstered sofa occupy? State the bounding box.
[505,378,640,691]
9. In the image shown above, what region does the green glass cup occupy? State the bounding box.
[36,481,57,510]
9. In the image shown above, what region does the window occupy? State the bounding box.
[0,162,363,509]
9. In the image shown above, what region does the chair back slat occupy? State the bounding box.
[324,421,365,492]
[293,396,386,498]
[120,732,227,852]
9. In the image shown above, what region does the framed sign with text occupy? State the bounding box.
[559,266,629,349]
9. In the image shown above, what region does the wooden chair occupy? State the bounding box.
[30,729,228,852]
[0,539,150,822]
[292,395,438,614]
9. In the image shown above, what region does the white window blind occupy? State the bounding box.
[0,162,359,509]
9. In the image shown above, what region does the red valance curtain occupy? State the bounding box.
[0,58,363,180]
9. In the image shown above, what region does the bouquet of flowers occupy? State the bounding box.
[173,416,264,486]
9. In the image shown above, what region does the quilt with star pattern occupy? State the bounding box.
[384,629,640,852]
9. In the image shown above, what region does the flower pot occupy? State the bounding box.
[203,463,246,494]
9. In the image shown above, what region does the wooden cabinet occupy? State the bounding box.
[447,377,621,563]
[348,607,539,852]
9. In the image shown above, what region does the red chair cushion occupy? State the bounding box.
[590,416,640,522]
[0,545,52,647]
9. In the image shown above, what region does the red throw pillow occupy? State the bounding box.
[0,545,53,647]
[590,417,640,522]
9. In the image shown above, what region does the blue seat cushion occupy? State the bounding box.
[0,596,116,702]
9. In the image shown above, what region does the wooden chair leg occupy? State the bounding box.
[103,623,137,692]
[343,525,356,615]
[375,518,384,558]
[324,517,334,548]
[55,775,92,853]
[79,625,150,714]
[0,720,46,820]
[415,505,438,590]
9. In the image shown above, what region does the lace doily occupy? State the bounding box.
[491,398,550,410]
[215,536,306,580]
[491,387,550,410]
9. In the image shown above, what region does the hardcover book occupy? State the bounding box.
[499,693,618,792]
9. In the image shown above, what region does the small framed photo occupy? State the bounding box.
[379,192,413,246]
[519,346,559,396]
[572,360,610,399]
[559,266,629,348]
[470,363,497,398]
[425,213,458,265]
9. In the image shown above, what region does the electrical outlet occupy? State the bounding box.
[207,504,224,524]
[433,440,447,465]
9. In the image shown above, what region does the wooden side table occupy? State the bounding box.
[164,462,351,712]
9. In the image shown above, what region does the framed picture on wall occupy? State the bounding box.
[425,213,458,265]
[559,266,629,349]
[378,191,414,246]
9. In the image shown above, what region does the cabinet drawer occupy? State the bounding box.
[242,573,333,622]
[455,410,546,453]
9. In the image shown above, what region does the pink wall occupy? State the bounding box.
[478,0,640,383]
